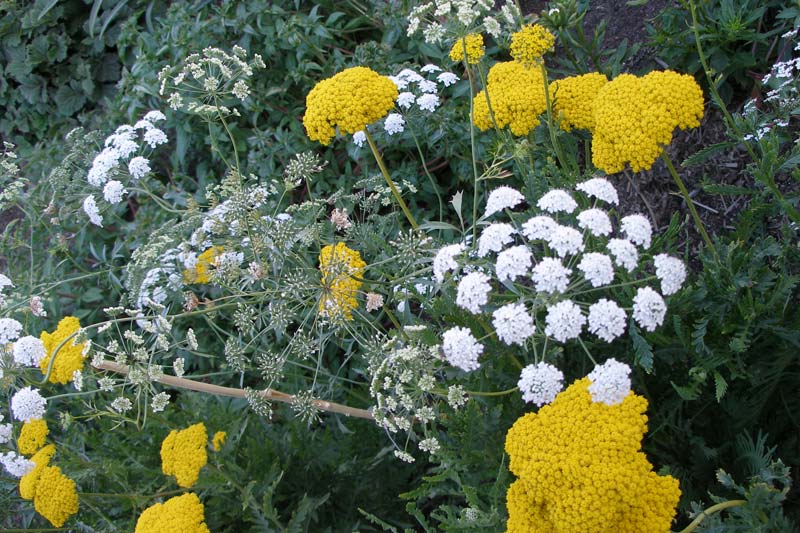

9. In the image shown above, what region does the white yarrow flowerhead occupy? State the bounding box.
[577,208,613,237]
[547,225,585,258]
[576,177,619,205]
[632,286,667,332]
[11,386,46,421]
[389,75,409,90]
[384,113,406,135]
[477,223,516,257]
[588,299,627,342]
[532,257,572,294]
[607,238,639,273]
[416,93,440,112]
[353,130,366,147]
[620,214,652,248]
[653,254,687,295]
[87,147,121,186]
[587,358,631,405]
[0,422,12,444]
[143,110,166,123]
[495,245,532,283]
[128,156,151,179]
[456,272,491,314]
[437,71,459,87]
[397,68,424,83]
[12,336,46,366]
[484,186,525,218]
[577,253,614,287]
[492,303,535,346]
[442,326,484,371]
[544,300,585,342]
[1,451,35,478]
[418,79,438,93]
[537,189,577,214]
[521,215,558,241]
[483,16,502,39]
[103,180,127,205]
[0,273,13,290]
[421,64,442,73]
[397,91,416,109]
[0,317,22,344]
[83,195,103,227]
[433,243,465,283]
[143,127,168,148]
[518,362,564,406]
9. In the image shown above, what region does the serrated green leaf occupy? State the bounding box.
[630,322,654,373]
[713,371,728,401]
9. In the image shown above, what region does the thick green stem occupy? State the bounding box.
[364,130,418,229]
[661,151,716,254]
[676,499,746,533]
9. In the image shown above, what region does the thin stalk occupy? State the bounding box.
[540,61,572,174]
[364,130,418,229]
[676,500,746,533]
[661,151,716,254]
[459,42,481,244]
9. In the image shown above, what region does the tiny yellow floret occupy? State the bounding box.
[32,465,79,527]
[449,34,485,65]
[318,242,366,321]
[303,67,398,145]
[549,72,609,132]
[135,493,210,533]
[39,316,86,385]
[211,431,226,452]
[183,246,224,284]
[18,418,49,456]
[510,24,555,66]
[19,444,56,500]
[161,422,208,488]
[473,61,547,136]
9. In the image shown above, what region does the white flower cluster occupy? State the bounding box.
[587,358,631,405]
[406,0,519,43]
[11,386,46,422]
[518,362,563,406]
[0,317,22,344]
[12,336,46,366]
[442,326,484,371]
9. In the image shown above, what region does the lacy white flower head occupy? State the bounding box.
[103,180,127,205]
[442,326,484,371]
[484,186,526,218]
[493,302,535,345]
[518,362,564,406]
[353,130,366,148]
[496,245,532,283]
[0,419,11,445]
[0,451,35,478]
[544,299,585,342]
[620,214,652,249]
[577,208,612,237]
[477,223,516,257]
[576,177,619,205]
[632,286,667,332]
[12,335,46,366]
[83,195,103,227]
[532,257,571,294]
[456,271,491,314]
[384,113,406,135]
[577,253,614,288]
[406,0,513,40]
[0,273,13,291]
[537,189,577,214]
[653,254,687,295]
[547,225,585,258]
[521,215,557,241]
[128,156,151,179]
[587,298,627,342]
[417,93,440,112]
[433,243,465,283]
[11,386,46,422]
[437,71,459,87]
[587,358,631,405]
[607,238,639,273]
[0,317,22,344]
[397,92,416,109]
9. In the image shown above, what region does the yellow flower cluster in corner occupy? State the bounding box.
[510,24,555,66]
[449,33,485,65]
[135,493,211,533]
[161,422,208,488]
[18,418,49,456]
[39,316,86,385]
[592,70,704,173]
[184,245,224,284]
[19,444,79,528]
[505,378,680,533]
[303,66,398,145]
[318,242,366,321]
[473,61,547,136]
[549,72,609,132]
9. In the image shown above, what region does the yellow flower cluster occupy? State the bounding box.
[19,444,78,527]
[473,61,547,136]
[449,34,485,65]
[303,66,398,145]
[39,316,86,385]
[592,70,704,173]
[505,378,681,533]
[549,72,609,132]
[183,245,224,284]
[161,422,208,488]
[18,418,49,456]
[318,242,366,321]
[135,493,211,533]
[510,24,555,66]
[211,430,226,452]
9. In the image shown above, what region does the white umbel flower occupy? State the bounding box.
[620,214,652,248]
[484,186,525,218]
[607,238,639,272]
[143,110,166,123]
[417,93,440,112]
[143,127,168,148]
[0,273,13,290]
[0,421,11,444]
[521,215,558,241]
[397,92,416,109]
[518,362,564,406]
[442,326,484,371]
[477,223,516,257]
[0,451,35,478]
[547,225,585,257]
[576,177,619,205]
[456,272,491,314]
[433,243,465,283]
[437,71,459,86]
[492,303,535,346]
[418,79,438,93]
[544,300,585,342]
[384,113,405,135]
[495,245,532,283]
[0,317,22,344]
[353,130,366,147]
[632,286,667,332]
[653,254,687,295]
[128,156,151,179]
[87,147,121,186]
[532,257,572,294]
[12,336,46,366]
[577,253,614,287]
[11,386,46,421]
[103,180,127,205]
[587,358,631,405]
[577,208,613,237]
[83,195,103,227]
[587,299,627,342]
[421,64,442,73]
[537,189,577,214]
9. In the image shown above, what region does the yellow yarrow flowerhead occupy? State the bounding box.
[39,316,86,385]
[18,418,49,456]
[449,33,485,65]
[211,431,226,452]
[32,465,79,527]
[549,72,609,132]
[318,242,366,321]
[473,61,547,136]
[303,66,398,145]
[135,493,210,533]
[510,24,556,66]
[20,444,56,500]
[505,378,681,533]
[161,422,208,488]
[592,70,704,173]
[183,245,224,284]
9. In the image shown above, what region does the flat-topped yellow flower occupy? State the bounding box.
[32,465,78,527]
[135,493,210,533]
[449,34,485,65]
[183,246,224,284]
[510,24,555,66]
[18,418,49,456]
[39,316,86,385]
[20,444,56,500]
[473,61,547,136]
[318,242,366,321]
[549,72,609,132]
[304,67,398,145]
[211,431,226,452]
[161,422,208,488]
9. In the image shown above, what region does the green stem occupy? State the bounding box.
[661,151,716,254]
[540,61,571,174]
[676,499,746,533]
[364,130,418,229]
